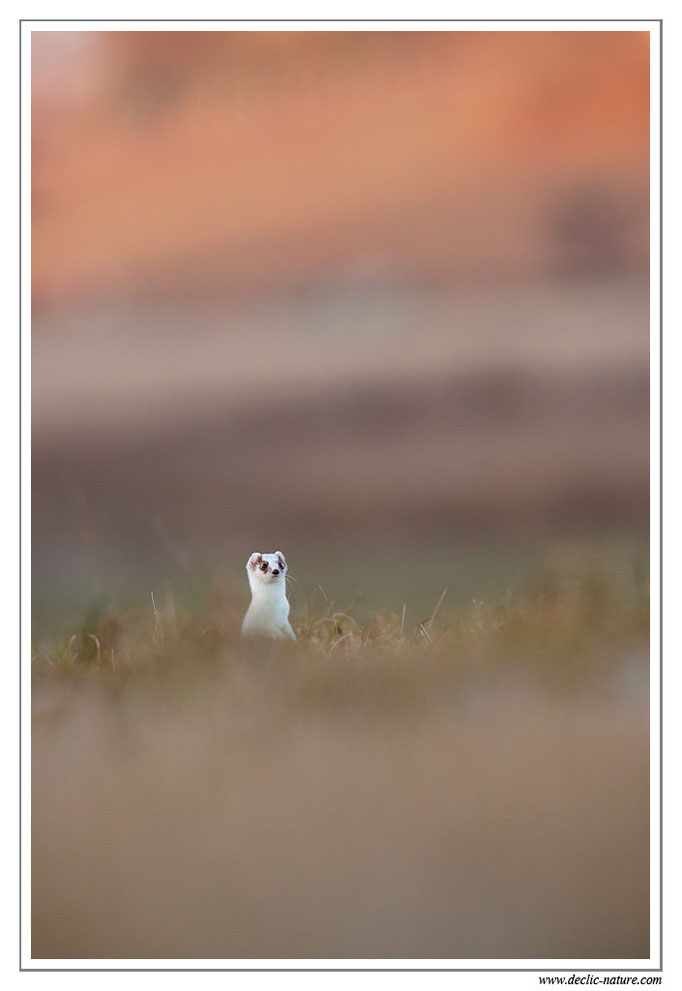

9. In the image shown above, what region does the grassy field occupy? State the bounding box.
[31,539,650,960]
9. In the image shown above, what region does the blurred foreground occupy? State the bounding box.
[32,552,649,960]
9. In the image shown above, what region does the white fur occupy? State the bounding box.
[241,551,296,641]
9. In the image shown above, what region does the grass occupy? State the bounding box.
[30,547,651,960]
[32,547,649,693]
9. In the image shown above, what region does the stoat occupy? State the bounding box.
[241,551,296,641]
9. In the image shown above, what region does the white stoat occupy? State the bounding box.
[241,551,296,641]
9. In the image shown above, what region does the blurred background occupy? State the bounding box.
[31,29,650,628]
[30,29,652,962]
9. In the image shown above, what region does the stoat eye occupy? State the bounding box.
[261,562,268,572]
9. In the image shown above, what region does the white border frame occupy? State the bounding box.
[20,17,662,975]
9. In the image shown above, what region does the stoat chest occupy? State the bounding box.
[241,551,296,641]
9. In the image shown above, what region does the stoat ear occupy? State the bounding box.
[248,552,263,569]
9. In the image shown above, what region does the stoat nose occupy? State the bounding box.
[272,569,280,576]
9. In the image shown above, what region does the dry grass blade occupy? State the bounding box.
[318,585,334,616]
[151,591,164,652]
[330,611,362,632]
[87,633,101,663]
[418,622,432,644]
[328,633,353,654]
[420,588,448,633]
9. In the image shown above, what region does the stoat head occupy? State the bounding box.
[246,551,288,586]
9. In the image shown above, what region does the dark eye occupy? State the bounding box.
[261,562,268,572]
[278,560,285,570]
